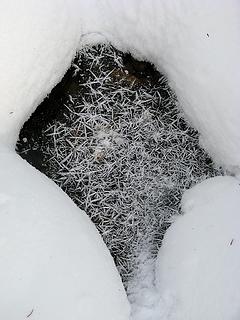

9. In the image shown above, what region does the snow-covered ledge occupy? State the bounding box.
[93,0,240,173]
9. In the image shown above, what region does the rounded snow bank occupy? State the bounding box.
[98,0,240,173]
[0,150,130,320]
[156,176,240,320]
[0,0,83,148]
[1,0,240,173]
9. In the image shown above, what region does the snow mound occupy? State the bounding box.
[0,0,83,148]
[96,0,240,172]
[0,150,130,320]
[155,176,240,320]
[1,1,240,172]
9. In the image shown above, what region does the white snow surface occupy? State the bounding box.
[154,176,240,320]
[120,176,240,320]
[0,1,240,319]
[0,1,240,171]
[0,150,130,320]
[95,0,240,173]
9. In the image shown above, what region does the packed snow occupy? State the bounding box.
[0,0,83,148]
[155,176,240,320]
[0,1,240,320]
[128,176,240,320]
[0,150,130,320]
[1,0,240,172]
[95,0,240,173]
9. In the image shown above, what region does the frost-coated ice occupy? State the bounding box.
[156,176,240,320]
[0,0,240,319]
[0,150,130,320]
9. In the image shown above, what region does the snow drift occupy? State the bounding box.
[156,176,240,320]
[0,1,240,172]
[0,0,82,148]
[0,150,130,320]
[95,0,240,173]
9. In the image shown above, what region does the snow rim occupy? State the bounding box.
[17,44,223,291]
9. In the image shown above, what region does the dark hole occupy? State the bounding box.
[16,44,222,287]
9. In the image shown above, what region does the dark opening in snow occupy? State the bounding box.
[16,44,222,288]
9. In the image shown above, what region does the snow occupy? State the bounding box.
[1,1,240,171]
[127,253,159,320]
[155,176,240,320]
[128,176,240,320]
[0,0,82,148]
[94,0,240,173]
[0,150,130,320]
[0,0,240,319]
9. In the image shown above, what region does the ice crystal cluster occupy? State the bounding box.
[18,45,221,286]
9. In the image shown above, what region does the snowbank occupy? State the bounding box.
[1,1,240,171]
[96,0,240,172]
[0,2,131,319]
[156,176,240,320]
[0,150,130,320]
[0,0,83,147]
